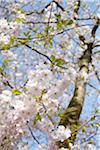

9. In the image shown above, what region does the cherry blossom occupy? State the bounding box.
[51,125,71,142]
[0,0,99,149]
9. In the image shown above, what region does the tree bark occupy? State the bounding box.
[57,18,99,148]
[59,43,93,128]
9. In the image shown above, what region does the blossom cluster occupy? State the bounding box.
[51,125,71,142]
[0,18,22,44]
[0,0,99,149]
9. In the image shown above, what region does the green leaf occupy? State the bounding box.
[3,59,12,68]
[57,22,64,30]
[37,33,44,38]
[82,128,86,133]
[0,66,3,72]
[17,38,29,44]
[1,44,11,50]
[56,58,66,66]
[88,140,94,144]
[95,109,100,113]
[33,112,42,125]
[4,59,12,64]
[91,116,95,121]
[55,13,61,20]
[49,38,53,48]
[96,123,100,127]
[17,8,25,14]
[24,32,31,38]
[66,20,74,25]
[58,113,65,117]
[50,55,56,63]
[32,95,41,101]
[45,26,51,34]
[71,123,81,130]
[12,89,22,95]
[16,18,25,22]
[9,37,15,45]
[57,19,74,30]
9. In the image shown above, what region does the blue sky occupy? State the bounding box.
[0,0,99,149]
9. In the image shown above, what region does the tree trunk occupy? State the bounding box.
[57,18,99,148]
[59,43,93,128]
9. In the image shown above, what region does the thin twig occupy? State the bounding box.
[27,121,40,144]
[81,127,98,144]
[87,83,100,93]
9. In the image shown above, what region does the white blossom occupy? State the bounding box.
[51,125,71,142]
[59,148,68,150]
[0,0,99,149]
[0,18,9,32]
[38,144,48,150]
[0,33,10,44]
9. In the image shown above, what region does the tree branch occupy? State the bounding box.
[0,70,14,89]
[41,0,65,13]
[91,18,100,37]
[17,41,68,69]
[26,121,40,144]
